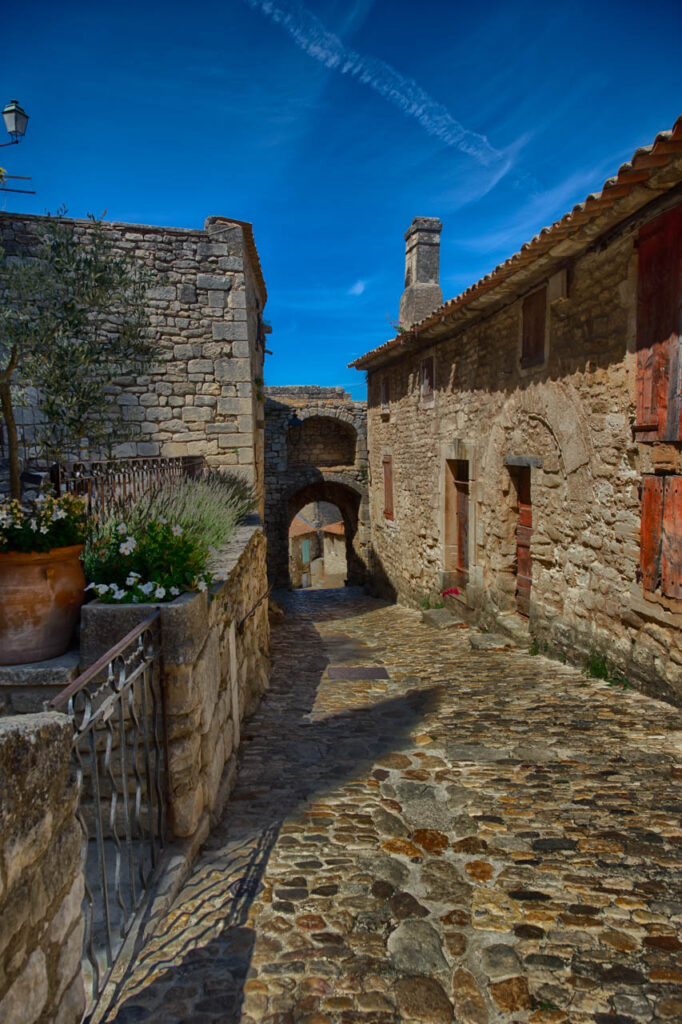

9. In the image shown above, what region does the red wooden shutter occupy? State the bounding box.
[455,461,469,577]
[383,456,393,519]
[636,205,682,441]
[662,475,682,598]
[640,475,664,592]
[521,288,546,368]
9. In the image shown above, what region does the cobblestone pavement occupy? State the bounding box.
[107,588,682,1024]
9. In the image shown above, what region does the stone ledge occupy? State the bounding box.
[0,653,81,716]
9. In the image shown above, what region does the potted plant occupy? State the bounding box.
[0,492,88,664]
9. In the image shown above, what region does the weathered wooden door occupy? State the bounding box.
[515,467,532,617]
[455,462,469,580]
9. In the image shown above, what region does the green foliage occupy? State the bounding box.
[420,596,431,610]
[0,210,154,497]
[529,638,540,656]
[83,472,255,603]
[0,492,87,553]
[357,463,369,483]
[583,650,629,690]
[85,519,211,604]
[434,600,444,609]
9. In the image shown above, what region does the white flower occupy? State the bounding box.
[154,586,166,600]
[119,537,137,556]
[156,515,168,524]
[170,586,180,596]
[85,582,96,591]
[96,584,110,596]
[125,572,141,585]
[197,579,207,592]
[52,508,67,521]
[111,587,127,602]
[171,524,183,537]
[117,523,128,535]
[139,582,154,596]
[39,526,49,535]
[212,573,225,582]
[29,518,37,531]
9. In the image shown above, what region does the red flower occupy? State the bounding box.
[441,587,459,596]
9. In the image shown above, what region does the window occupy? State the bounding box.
[421,356,435,405]
[634,204,682,443]
[383,455,394,520]
[521,287,547,368]
[381,376,390,408]
[640,474,682,598]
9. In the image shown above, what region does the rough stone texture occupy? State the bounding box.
[362,190,682,705]
[264,387,369,588]
[103,589,682,1024]
[0,713,85,1024]
[80,516,270,839]
[0,212,267,511]
[399,217,444,329]
[0,652,80,717]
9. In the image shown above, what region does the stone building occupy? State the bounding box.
[0,212,268,509]
[263,386,369,587]
[350,116,682,704]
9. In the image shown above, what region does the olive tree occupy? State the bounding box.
[0,213,154,499]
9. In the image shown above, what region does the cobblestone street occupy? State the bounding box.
[107,588,682,1024]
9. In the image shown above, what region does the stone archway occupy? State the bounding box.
[479,381,596,623]
[264,387,369,588]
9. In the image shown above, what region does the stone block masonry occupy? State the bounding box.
[79,515,270,839]
[0,212,268,510]
[0,713,85,1024]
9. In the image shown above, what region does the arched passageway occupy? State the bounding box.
[285,479,366,589]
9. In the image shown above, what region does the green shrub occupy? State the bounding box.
[83,471,255,603]
[583,650,629,690]
[0,493,87,553]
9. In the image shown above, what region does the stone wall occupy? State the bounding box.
[0,713,85,1024]
[363,199,682,705]
[80,515,270,838]
[0,212,267,508]
[264,387,369,587]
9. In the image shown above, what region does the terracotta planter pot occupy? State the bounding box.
[0,544,86,665]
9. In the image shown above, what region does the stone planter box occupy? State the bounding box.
[79,515,270,839]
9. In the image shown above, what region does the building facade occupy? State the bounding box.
[351,117,682,704]
[0,213,268,510]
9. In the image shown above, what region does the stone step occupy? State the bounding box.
[421,607,467,630]
[469,632,518,651]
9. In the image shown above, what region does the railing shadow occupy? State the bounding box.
[106,588,432,1023]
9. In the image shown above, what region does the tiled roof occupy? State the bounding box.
[349,116,682,370]
[322,520,345,536]
[289,514,317,538]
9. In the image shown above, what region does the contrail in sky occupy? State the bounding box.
[243,0,505,169]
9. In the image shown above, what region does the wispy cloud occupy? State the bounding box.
[243,0,507,170]
[348,279,366,296]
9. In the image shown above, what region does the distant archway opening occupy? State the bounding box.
[286,480,363,588]
[287,415,356,468]
[288,500,347,589]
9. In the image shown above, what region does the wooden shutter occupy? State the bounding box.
[636,205,682,442]
[521,287,547,368]
[421,356,434,401]
[383,456,394,519]
[640,475,663,592]
[455,460,469,577]
[515,467,532,617]
[662,475,682,598]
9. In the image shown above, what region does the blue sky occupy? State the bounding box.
[2,0,680,400]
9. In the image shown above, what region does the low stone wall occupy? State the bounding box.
[80,515,270,838]
[0,713,85,1024]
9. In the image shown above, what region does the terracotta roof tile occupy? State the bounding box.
[350,116,682,370]
[322,520,345,536]
[289,515,317,538]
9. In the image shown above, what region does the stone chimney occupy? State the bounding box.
[398,217,443,329]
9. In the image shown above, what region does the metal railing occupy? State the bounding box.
[49,612,167,1013]
[50,455,206,515]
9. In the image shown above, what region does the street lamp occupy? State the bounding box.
[1,100,29,146]
[287,413,303,446]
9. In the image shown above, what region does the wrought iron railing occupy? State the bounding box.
[51,455,206,515]
[49,612,167,1014]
